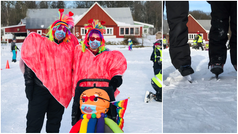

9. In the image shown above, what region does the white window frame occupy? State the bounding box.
[135,27,140,35]
[120,27,125,35]
[125,27,130,35]
[119,27,140,36]
[188,33,203,40]
[130,27,134,35]
[105,27,113,35]
[37,30,42,35]
[81,28,88,35]
[143,28,148,34]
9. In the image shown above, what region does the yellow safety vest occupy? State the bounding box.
[193,39,197,45]
[154,47,162,62]
[129,41,133,46]
[198,35,203,43]
[163,38,166,44]
[159,49,162,62]
[152,70,162,88]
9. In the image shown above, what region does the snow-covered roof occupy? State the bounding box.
[18,18,26,25]
[133,21,154,28]
[25,5,134,29]
[104,8,134,25]
[197,20,211,31]
[116,21,141,27]
[1,24,26,29]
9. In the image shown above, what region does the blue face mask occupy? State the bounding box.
[81,104,107,114]
[55,30,66,40]
[81,104,97,114]
[89,40,101,49]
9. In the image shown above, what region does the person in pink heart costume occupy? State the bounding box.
[21,9,79,132]
[71,19,127,126]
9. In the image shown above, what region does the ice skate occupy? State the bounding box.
[184,75,192,83]
[210,57,224,80]
[144,91,155,103]
[178,65,194,83]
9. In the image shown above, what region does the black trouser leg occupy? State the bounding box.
[198,43,204,51]
[229,2,237,66]
[166,1,191,69]
[46,97,64,133]
[209,2,231,64]
[26,88,49,133]
[153,62,162,75]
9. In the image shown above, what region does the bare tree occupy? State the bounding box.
[50,1,57,8]
[56,1,65,8]
[189,10,211,20]
[74,1,95,8]
[1,1,15,26]
[39,1,49,8]
[25,1,37,9]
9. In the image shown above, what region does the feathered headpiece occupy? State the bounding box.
[82,19,106,53]
[46,9,74,42]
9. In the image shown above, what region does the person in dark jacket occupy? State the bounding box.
[208,1,237,77]
[21,9,78,133]
[150,39,162,75]
[11,39,19,62]
[148,35,162,102]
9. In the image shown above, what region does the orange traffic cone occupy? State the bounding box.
[6,60,10,69]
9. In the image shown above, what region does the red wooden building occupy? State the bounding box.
[187,14,210,43]
[163,14,211,44]
[1,2,143,43]
[74,2,142,39]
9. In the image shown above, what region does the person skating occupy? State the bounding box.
[195,31,204,51]
[11,39,18,62]
[128,38,133,51]
[207,1,237,79]
[145,33,162,103]
[165,1,194,80]
[21,9,78,133]
[15,43,20,58]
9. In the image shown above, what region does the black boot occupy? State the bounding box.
[178,65,194,76]
[209,56,224,76]
[154,92,162,102]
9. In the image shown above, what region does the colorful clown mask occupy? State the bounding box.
[80,88,110,117]
[46,9,74,43]
[81,19,107,53]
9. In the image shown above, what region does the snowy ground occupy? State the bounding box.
[163,48,237,133]
[1,37,237,133]
[1,38,162,133]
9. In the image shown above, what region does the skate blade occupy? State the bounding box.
[144,91,150,103]
[184,75,192,83]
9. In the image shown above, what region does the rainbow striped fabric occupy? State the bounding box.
[111,97,129,130]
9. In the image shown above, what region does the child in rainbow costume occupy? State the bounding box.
[70,83,129,133]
